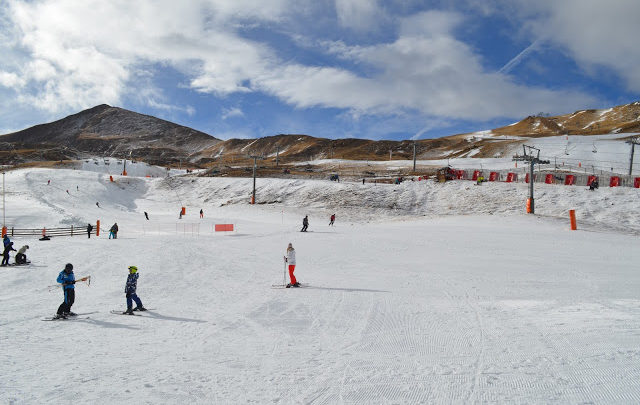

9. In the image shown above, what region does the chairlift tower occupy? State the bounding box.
[249,154,264,204]
[513,145,549,214]
[626,137,640,175]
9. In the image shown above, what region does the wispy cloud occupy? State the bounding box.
[222,107,245,120]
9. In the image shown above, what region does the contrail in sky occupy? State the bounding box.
[499,39,542,74]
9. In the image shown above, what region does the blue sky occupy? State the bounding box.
[1,0,639,141]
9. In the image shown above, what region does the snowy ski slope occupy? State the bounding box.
[1,166,639,404]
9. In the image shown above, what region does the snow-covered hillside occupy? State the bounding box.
[1,166,639,403]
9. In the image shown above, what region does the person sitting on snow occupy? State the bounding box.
[15,245,29,264]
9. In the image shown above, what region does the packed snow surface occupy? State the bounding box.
[1,167,639,404]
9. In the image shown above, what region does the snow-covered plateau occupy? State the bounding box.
[1,166,639,404]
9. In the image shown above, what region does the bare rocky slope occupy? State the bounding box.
[0,104,221,165]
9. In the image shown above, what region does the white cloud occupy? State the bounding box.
[527,0,640,91]
[2,0,288,114]
[257,11,594,120]
[472,0,640,92]
[0,70,24,88]
[0,0,610,130]
[334,0,383,32]
[222,107,245,120]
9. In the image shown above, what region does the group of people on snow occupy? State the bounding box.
[178,208,204,219]
[300,213,336,232]
[53,263,145,319]
[284,212,336,287]
[1,234,29,266]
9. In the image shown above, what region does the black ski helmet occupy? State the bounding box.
[65,263,73,272]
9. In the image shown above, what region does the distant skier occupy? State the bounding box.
[66,190,69,195]
[109,223,118,239]
[179,210,183,219]
[301,215,309,232]
[96,202,100,208]
[76,185,78,191]
[47,179,50,185]
[123,265,146,314]
[200,209,203,219]
[284,243,300,288]
[15,245,29,264]
[55,263,76,319]
[329,214,335,226]
[362,178,365,184]
[1,241,16,266]
[144,211,149,220]
[87,223,93,238]
[589,179,599,191]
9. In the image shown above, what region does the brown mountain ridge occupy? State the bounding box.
[1,101,639,168]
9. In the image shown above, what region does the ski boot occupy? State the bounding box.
[134,306,147,312]
[123,308,134,315]
[54,313,67,320]
[286,283,292,288]
[64,311,77,317]
[292,282,301,288]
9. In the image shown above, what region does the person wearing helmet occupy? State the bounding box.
[123,266,146,314]
[55,263,76,319]
[15,245,29,265]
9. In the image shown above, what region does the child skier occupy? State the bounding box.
[284,243,300,288]
[123,265,146,314]
[329,214,335,226]
[55,263,76,318]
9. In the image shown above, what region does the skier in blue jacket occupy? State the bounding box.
[123,266,146,314]
[56,263,76,319]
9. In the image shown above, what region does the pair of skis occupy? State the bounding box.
[271,283,309,289]
[109,308,154,316]
[42,308,154,321]
[273,258,308,289]
[42,311,96,321]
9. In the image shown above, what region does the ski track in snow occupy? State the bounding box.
[0,167,639,403]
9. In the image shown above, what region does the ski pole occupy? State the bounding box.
[283,258,286,286]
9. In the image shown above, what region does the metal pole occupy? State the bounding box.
[2,172,5,226]
[252,157,257,204]
[529,160,535,214]
[629,142,635,175]
[412,143,416,172]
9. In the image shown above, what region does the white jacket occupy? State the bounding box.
[286,249,296,265]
